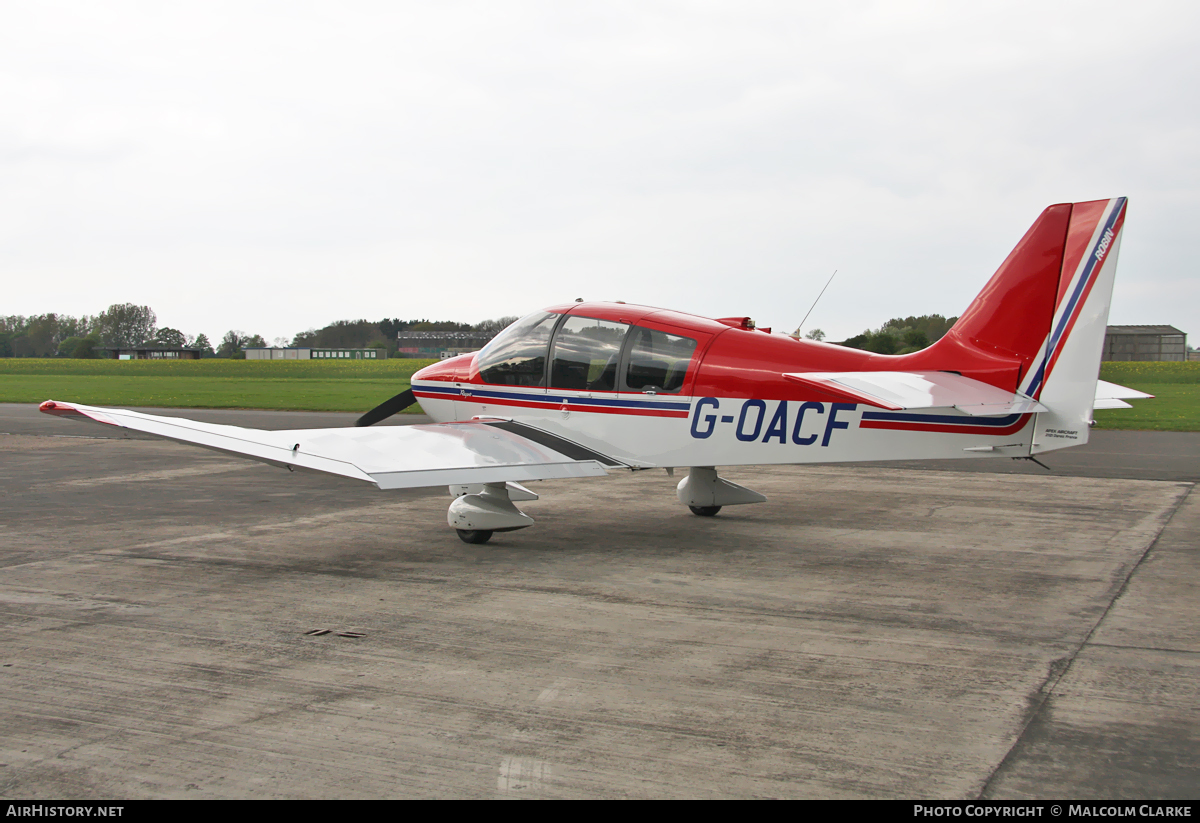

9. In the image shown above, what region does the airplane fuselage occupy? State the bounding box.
[411,302,1043,469]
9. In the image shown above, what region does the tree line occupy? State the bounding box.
[287,316,518,352]
[3,303,959,359]
[836,314,958,354]
[0,304,521,359]
[0,304,213,359]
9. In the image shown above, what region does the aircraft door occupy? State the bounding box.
[617,323,709,464]
[549,317,630,394]
[619,325,703,399]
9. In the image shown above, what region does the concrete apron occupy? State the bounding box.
[0,434,1195,798]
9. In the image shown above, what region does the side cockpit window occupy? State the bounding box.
[624,327,697,393]
[477,311,559,386]
[477,312,698,393]
[550,317,629,391]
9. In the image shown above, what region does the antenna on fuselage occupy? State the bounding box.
[797,269,837,336]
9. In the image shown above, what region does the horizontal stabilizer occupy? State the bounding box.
[782,371,1048,416]
[1095,380,1153,401]
[1092,380,1153,412]
[38,400,614,490]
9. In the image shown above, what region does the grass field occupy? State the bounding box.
[1092,361,1199,431]
[1,358,1195,429]
[0,358,435,379]
[0,358,437,413]
[1098,361,1200,385]
[1090,384,1199,431]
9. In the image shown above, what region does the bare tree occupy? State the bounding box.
[474,316,520,334]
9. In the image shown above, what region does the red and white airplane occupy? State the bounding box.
[41,197,1150,543]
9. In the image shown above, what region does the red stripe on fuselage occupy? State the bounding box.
[859,416,1030,436]
[411,391,690,418]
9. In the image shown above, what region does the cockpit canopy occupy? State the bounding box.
[477,311,698,393]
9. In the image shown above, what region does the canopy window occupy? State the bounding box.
[624,328,698,393]
[550,317,630,391]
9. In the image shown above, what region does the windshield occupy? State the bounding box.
[477,311,559,386]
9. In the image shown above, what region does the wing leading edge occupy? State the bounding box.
[38,401,616,490]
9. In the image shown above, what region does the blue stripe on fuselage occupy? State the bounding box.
[413,382,692,412]
[860,411,1023,426]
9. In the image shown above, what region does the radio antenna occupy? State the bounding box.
[798,269,837,333]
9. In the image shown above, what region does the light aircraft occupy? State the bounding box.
[41,197,1151,544]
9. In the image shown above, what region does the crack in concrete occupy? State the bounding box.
[975,482,1195,799]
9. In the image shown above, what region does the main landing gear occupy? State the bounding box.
[445,470,766,542]
[447,482,539,544]
[677,467,767,516]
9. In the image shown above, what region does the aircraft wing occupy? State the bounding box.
[38,401,620,490]
[782,370,1049,416]
[1092,380,1154,410]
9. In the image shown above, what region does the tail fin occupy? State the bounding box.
[901,197,1129,452]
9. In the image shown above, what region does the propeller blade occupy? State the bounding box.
[355,388,418,427]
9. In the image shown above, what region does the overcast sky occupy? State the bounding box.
[3,1,1197,344]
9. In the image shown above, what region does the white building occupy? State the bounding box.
[243,347,386,360]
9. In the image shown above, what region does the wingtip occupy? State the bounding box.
[39,400,95,421]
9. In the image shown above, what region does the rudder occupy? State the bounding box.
[1026,197,1128,453]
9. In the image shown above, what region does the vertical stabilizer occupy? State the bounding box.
[899,204,1072,389]
[944,204,1073,377]
[899,197,1129,454]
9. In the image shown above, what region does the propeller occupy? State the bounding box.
[355,388,418,427]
